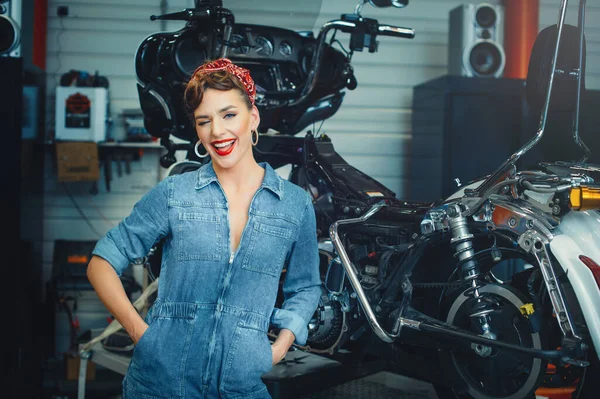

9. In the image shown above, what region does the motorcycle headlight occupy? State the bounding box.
[569,186,600,211]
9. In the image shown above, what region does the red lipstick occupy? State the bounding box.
[211,139,237,156]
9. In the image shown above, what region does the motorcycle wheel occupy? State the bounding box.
[571,349,600,399]
[434,283,545,399]
[538,344,599,399]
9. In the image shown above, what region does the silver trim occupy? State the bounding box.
[329,201,405,343]
[573,0,591,161]
[148,89,172,120]
[519,231,581,339]
[378,25,415,38]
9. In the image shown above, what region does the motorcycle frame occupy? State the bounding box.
[329,0,600,364]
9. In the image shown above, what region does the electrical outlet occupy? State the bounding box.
[57,5,69,17]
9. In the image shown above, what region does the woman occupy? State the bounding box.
[87,58,321,399]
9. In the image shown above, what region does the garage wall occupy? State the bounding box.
[41,0,600,287]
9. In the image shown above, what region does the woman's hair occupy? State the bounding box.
[183,66,253,123]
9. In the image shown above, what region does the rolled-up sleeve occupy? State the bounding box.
[92,177,170,276]
[270,193,321,345]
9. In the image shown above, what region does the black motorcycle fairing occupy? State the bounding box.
[135,17,351,141]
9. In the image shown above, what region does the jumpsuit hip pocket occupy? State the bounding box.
[220,322,273,397]
[125,302,197,398]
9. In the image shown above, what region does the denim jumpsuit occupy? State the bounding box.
[92,161,321,399]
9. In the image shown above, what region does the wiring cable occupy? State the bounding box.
[62,183,103,239]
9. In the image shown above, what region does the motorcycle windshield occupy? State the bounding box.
[223,0,322,32]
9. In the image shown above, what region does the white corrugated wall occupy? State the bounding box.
[42,0,600,287]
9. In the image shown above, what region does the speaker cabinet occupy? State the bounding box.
[410,76,530,202]
[448,3,505,78]
[0,0,21,57]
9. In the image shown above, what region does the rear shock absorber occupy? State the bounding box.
[447,204,496,346]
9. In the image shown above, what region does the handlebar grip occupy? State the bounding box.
[378,24,415,39]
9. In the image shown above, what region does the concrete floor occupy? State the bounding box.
[298,371,439,399]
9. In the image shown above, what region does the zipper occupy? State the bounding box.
[218,180,263,265]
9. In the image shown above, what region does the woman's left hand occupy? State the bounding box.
[270,328,295,365]
[270,341,287,366]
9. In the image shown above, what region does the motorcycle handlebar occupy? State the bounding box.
[150,7,212,21]
[378,24,415,39]
[150,6,235,25]
[288,19,414,106]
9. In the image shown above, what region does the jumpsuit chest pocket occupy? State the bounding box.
[242,222,293,277]
[177,212,222,261]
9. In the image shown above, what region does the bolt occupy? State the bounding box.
[508,217,517,227]
[353,314,358,319]
[526,219,534,229]
[558,311,567,322]
[350,292,357,299]
[552,205,561,215]
[411,233,419,240]
[343,206,350,213]
[581,343,589,351]
[354,207,361,215]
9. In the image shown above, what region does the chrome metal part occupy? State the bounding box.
[488,197,558,238]
[329,201,418,343]
[518,231,580,339]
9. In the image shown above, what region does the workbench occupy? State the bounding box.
[77,340,386,399]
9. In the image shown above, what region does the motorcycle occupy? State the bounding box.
[132,0,600,398]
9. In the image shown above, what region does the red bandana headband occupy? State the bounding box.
[191,58,256,105]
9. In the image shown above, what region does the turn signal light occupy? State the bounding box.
[569,186,600,211]
[579,255,600,289]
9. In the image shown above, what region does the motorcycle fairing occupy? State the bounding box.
[135,19,350,141]
[551,212,600,359]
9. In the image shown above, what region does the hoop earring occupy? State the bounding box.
[251,130,259,146]
[194,140,209,158]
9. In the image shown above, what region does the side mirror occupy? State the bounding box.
[369,0,408,8]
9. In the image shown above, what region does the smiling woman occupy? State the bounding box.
[86,57,322,399]
[184,58,261,176]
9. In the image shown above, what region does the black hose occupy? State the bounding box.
[418,322,563,361]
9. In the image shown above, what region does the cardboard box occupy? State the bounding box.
[55,87,108,142]
[56,141,100,182]
[65,353,96,381]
